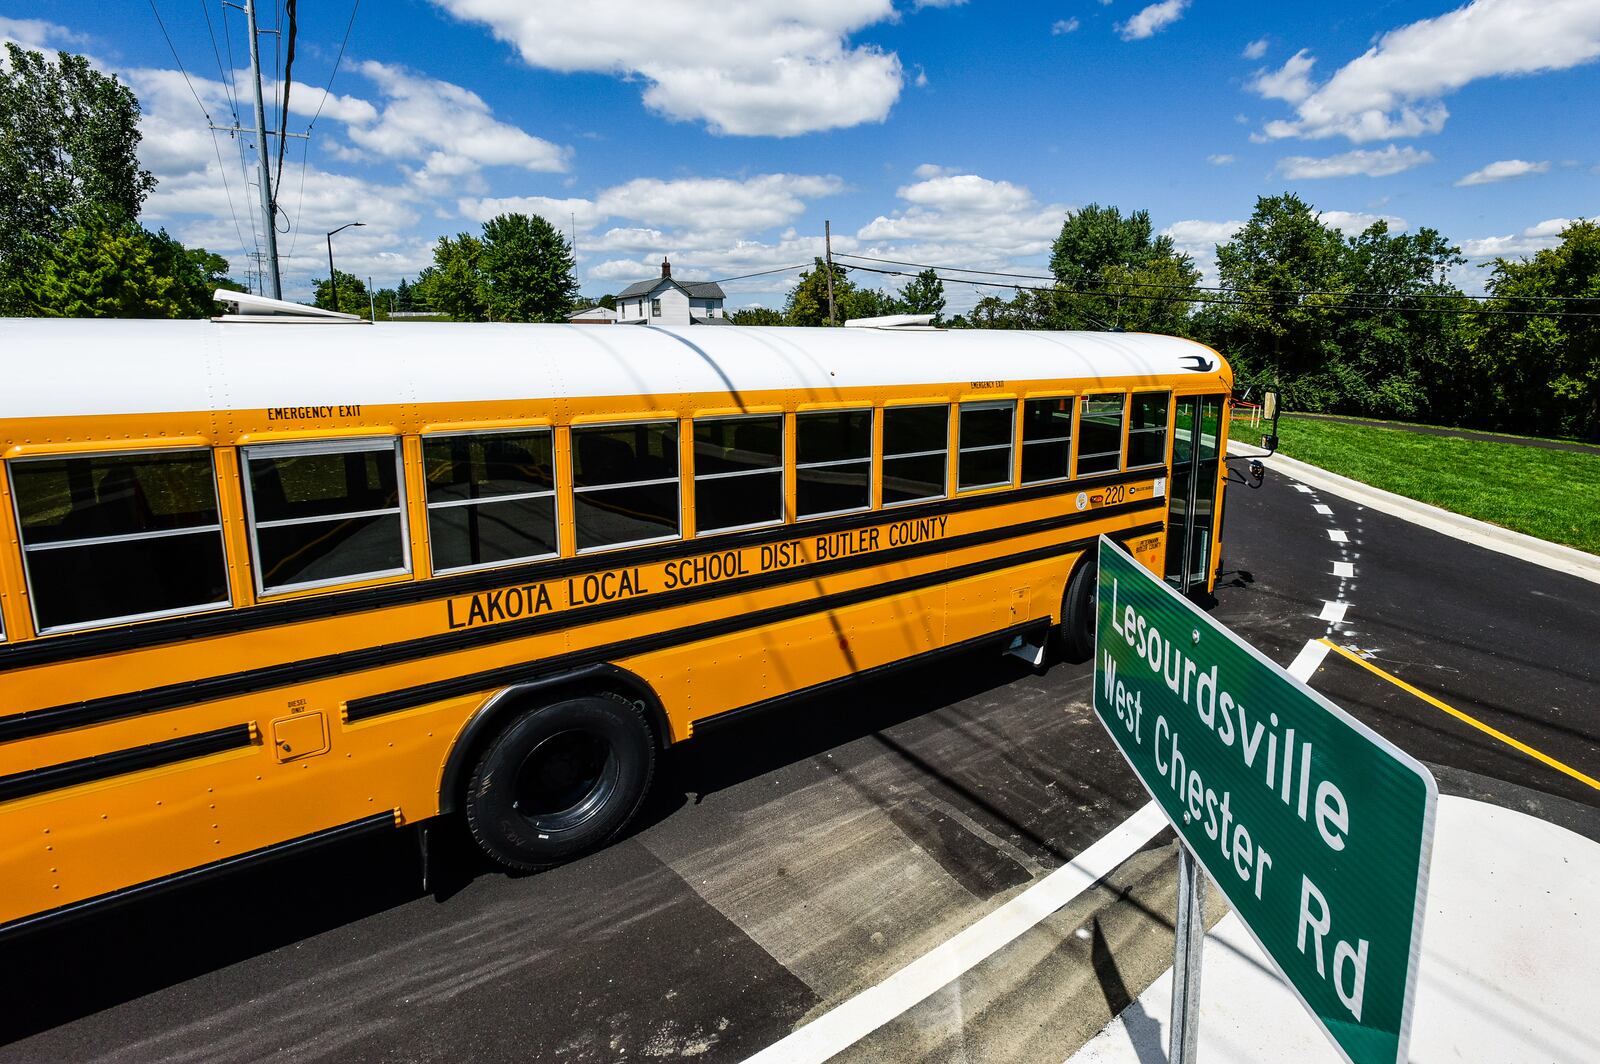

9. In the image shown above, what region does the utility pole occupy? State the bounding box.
[368,277,376,322]
[244,0,282,299]
[824,219,836,325]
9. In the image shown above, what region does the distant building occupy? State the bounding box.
[616,259,727,325]
[566,304,618,324]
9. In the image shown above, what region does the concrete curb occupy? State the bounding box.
[1228,443,1600,587]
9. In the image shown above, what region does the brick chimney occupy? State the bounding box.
[661,257,671,279]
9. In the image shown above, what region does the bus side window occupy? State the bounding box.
[242,439,410,595]
[693,415,783,534]
[571,421,681,552]
[1127,392,1171,468]
[8,449,230,632]
[1076,394,1125,476]
[1020,397,1073,484]
[423,429,558,574]
[957,400,1015,491]
[795,409,873,518]
[881,405,948,506]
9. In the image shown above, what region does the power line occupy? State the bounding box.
[836,250,1600,306]
[309,0,361,130]
[274,0,297,198]
[709,263,813,284]
[147,0,211,123]
[284,134,311,260]
[198,0,239,122]
[841,262,1600,320]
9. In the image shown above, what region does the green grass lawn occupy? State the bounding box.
[1274,416,1600,555]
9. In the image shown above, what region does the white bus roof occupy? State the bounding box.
[0,318,1228,420]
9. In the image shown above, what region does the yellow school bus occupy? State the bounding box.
[0,297,1232,935]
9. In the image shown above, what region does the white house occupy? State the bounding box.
[565,304,618,324]
[615,259,727,325]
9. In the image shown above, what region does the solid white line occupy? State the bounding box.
[1332,561,1355,578]
[1313,504,1333,515]
[1318,600,1349,623]
[740,802,1168,1064]
[1327,529,1349,543]
[1287,639,1331,682]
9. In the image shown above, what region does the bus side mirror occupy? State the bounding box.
[1261,389,1281,453]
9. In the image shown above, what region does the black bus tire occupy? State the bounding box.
[464,692,656,871]
[1057,558,1098,664]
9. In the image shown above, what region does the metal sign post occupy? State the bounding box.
[1168,846,1205,1064]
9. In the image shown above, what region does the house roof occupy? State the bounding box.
[616,276,726,300]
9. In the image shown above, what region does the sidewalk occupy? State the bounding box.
[1067,795,1600,1063]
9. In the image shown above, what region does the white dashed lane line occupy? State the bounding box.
[1327,529,1349,543]
[1319,600,1350,623]
[1313,504,1333,515]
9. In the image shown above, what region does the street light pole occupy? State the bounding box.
[326,222,365,312]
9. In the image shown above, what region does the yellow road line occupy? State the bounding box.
[1319,638,1600,794]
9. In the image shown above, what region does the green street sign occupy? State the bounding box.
[1093,536,1436,1064]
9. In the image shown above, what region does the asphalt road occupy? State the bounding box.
[2,467,1595,1063]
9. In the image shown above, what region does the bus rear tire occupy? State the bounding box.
[1056,558,1098,664]
[463,692,656,871]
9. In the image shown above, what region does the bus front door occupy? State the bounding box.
[1164,394,1225,592]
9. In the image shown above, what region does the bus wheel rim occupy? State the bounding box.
[511,729,619,832]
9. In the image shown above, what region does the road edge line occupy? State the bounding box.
[1229,443,1600,587]
[739,801,1168,1064]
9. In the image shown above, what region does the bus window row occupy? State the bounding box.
[0,391,1170,638]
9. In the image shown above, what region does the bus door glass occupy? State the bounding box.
[1164,395,1225,591]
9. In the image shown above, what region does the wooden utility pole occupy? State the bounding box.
[824,219,837,325]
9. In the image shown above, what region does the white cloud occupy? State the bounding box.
[1053,18,1081,35]
[346,61,570,188]
[914,0,967,7]
[912,163,957,179]
[1251,49,1317,105]
[596,174,844,232]
[1462,217,1573,257]
[1242,38,1269,60]
[1207,153,1236,166]
[1455,158,1550,186]
[1117,0,1190,41]
[430,0,906,136]
[1317,210,1409,236]
[856,173,1066,259]
[1253,0,1600,142]
[1276,144,1434,179]
[1163,219,1245,286]
[0,16,84,51]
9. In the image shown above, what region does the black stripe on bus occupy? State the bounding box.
[0,811,396,944]
[0,500,1161,744]
[0,723,254,804]
[0,466,1157,672]
[344,523,1161,722]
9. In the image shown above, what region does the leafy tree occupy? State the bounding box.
[898,268,946,322]
[374,286,398,318]
[784,258,858,326]
[841,286,904,321]
[1205,193,1352,404]
[394,276,413,312]
[954,288,1057,329]
[25,213,233,318]
[311,270,370,316]
[479,212,579,322]
[417,233,489,322]
[1,44,155,310]
[597,293,617,310]
[1475,220,1600,440]
[730,306,784,325]
[1048,204,1199,333]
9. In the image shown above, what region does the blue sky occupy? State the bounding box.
[3,1,1597,308]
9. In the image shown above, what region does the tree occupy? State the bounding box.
[1475,220,1600,440]
[729,306,784,325]
[25,214,233,318]
[899,268,946,322]
[479,212,579,322]
[1,44,155,311]
[841,286,904,321]
[1049,204,1200,333]
[417,233,489,322]
[597,293,617,310]
[784,258,858,325]
[311,270,370,316]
